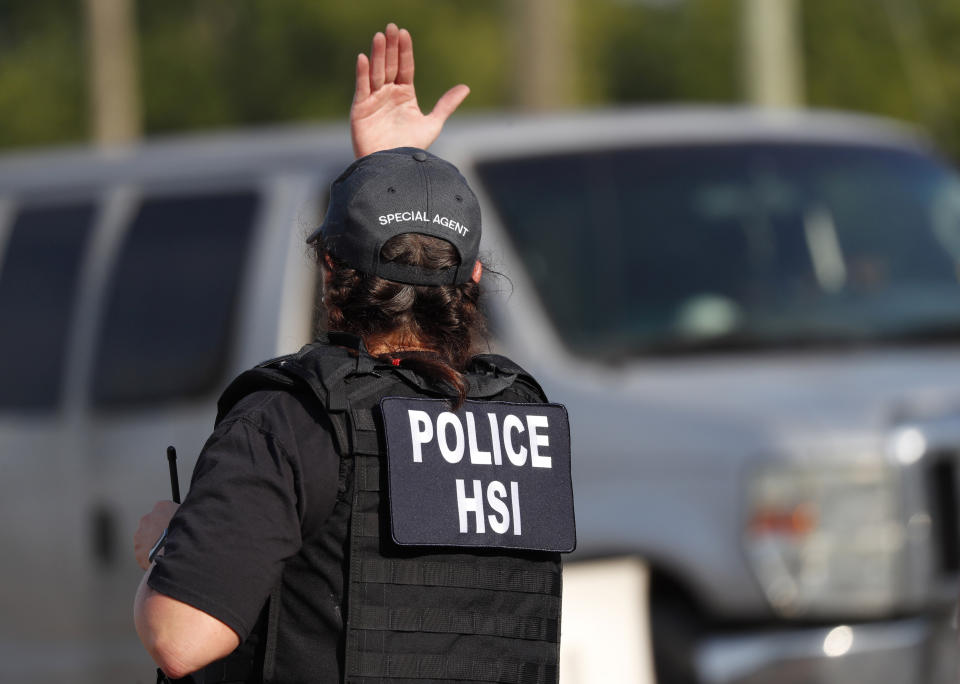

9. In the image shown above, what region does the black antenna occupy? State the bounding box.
[166,446,181,504]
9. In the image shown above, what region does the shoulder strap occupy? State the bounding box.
[281,348,358,413]
[215,366,298,424]
[215,339,397,456]
[467,353,548,401]
[211,341,378,683]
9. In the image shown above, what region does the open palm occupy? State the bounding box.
[350,23,470,158]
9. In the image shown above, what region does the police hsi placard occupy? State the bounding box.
[380,397,576,553]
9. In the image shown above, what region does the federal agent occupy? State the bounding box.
[133,23,575,684]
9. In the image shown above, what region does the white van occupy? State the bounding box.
[2,108,959,683]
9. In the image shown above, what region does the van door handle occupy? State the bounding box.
[90,503,118,567]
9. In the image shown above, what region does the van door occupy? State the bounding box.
[79,187,263,680]
[0,199,101,682]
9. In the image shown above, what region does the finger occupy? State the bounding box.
[429,84,470,124]
[396,27,415,85]
[354,53,370,101]
[384,22,399,83]
[370,31,386,90]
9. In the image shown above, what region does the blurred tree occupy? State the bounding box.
[0,0,959,159]
[803,0,960,153]
[577,0,739,105]
[0,0,86,148]
[579,0,960,158]
[137,1,510,135]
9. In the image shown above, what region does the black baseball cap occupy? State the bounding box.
[307,147,481,286]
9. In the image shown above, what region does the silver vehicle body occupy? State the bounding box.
[1,108,958,683]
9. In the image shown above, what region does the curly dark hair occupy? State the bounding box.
[315,232,488,404]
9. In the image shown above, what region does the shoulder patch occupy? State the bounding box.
[380,397,576,553]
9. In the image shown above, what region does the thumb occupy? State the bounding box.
[428,84,470,125]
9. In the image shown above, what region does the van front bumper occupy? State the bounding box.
[695,614,957,684]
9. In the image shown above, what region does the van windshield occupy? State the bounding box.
[476,143,960,359]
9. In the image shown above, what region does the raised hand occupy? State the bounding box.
[350,23,470,158]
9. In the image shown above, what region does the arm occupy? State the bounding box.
[134,571,240,679]
[350,23,469,158]
[134,502,237,677]
[131,406,323,679]
[134,503,239,677]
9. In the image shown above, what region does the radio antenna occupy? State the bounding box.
[166,446,181,504]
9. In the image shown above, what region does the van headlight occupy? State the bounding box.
[744,460,904,617]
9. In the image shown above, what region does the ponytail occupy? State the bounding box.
[315,233,487,407]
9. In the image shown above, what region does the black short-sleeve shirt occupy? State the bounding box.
[148,387,349,681]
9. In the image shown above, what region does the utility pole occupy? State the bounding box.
[510,0,577,110]
[741,0,805,108]
[84,0,142,146]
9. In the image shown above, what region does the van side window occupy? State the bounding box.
[91,191,258,408]
[0,203,95,411]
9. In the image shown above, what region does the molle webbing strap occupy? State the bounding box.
[348,407,381,455]
[327,412,351,459]
[355,461,381,492]
[354,652,559,684]
[352,606,560,642]
[352,512,380,538]
[356,558,562,597]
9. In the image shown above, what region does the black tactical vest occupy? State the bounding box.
[208,333,567,684]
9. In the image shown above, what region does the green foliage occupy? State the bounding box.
[579,0,739,105]
[802,0,960,155]
[139,0,510,135]
[0,0,959,158]
[0,0,86,149]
